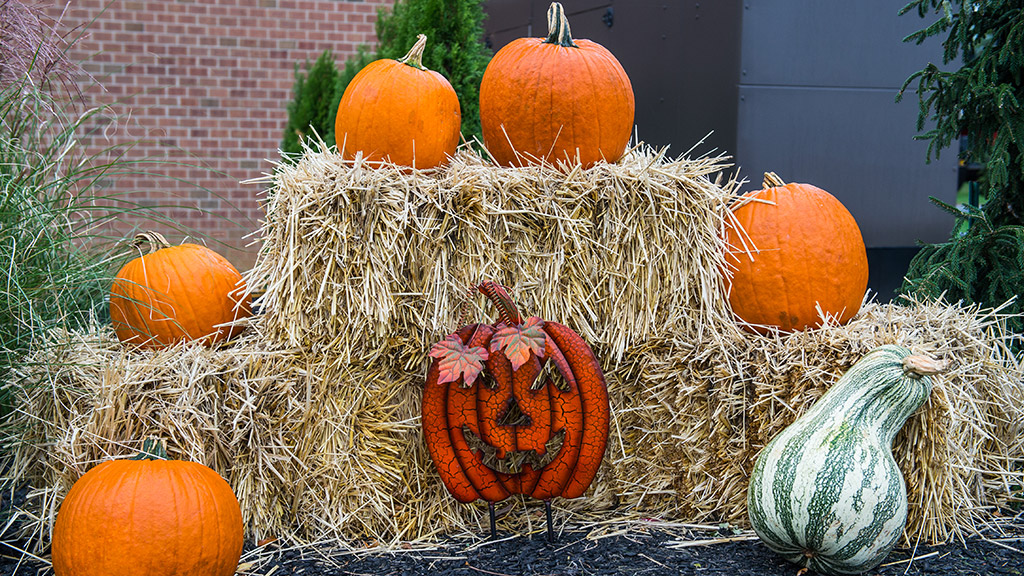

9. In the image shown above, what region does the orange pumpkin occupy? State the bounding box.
[479,2,634,169]
[334,34,461,170]
[109,232,251,348]
[52,440,243,576]
[724,172,869,332]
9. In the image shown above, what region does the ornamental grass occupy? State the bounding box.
[4,144,1022,551]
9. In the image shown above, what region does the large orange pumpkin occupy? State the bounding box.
[479,2,634,169]
[334,34,461,170]
[52,440,243,576]
[109,232,251,348]
[724,172,869,332]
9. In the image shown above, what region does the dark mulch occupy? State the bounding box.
[232,525,1021,576]
[8,524,1019,576]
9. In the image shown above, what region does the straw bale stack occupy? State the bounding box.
[4,145,1022,550]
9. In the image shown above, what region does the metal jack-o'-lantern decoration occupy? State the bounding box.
[423,281,610,540]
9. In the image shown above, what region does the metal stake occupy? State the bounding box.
[545,500,554,542]
[489,502,497,540]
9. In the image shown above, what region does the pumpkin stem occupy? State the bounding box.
[478,281,523,326]
[132,231,171,254]
[762,172,787,188]
[543,2,578,48]
[902,354,948,379]
[398,34,429,70]
[131,438,170,460]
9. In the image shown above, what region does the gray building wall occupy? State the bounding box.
[738,2,957,248]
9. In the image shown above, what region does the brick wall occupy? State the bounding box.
[51,0,391,270]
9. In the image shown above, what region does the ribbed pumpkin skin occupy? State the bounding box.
[747,345,935,576]
[334,41,460,170]
[52,459,243,576]
[110,242,251,348]
[725,180,868,332]
[479,12,634,168]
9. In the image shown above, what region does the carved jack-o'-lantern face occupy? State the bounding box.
[423,282,610,503]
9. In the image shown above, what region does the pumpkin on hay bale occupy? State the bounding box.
[334,33,460,170]
[479,2,634,169]
[723,172,869,333]
[109,232,252,349]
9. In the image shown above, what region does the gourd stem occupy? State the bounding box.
[543,2,578,48]
[398,34,428,70]
[131,438,170,460]
[478,281,523,326]
[902,354,947,379]
[762,172,786,188]
[133,231,171,254]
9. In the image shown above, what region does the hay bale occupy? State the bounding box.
[7,299,1020,548]
[2,327,425,547]
[245,144,741,362]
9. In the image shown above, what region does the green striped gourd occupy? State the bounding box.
[747,345,944,575]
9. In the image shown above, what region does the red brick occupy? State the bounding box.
[45,0,391,269]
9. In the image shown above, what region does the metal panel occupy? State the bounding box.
[740,2,948,89]
[484,1,611,38]
[736,85,957,247]
[484,0,532,36]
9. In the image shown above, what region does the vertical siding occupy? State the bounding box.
[736,1,958,248]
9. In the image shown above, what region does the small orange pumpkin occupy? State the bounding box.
[334,34,461,170]
[479,2,634,168]
[52,440,244,576]
[724,172,869,332]
[109,232,251,348]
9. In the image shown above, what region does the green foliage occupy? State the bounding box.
[281,0,492,158]
[897,1,1024,350]
[281,50,340,160]
[328,46,376,149]
[375,0,492,146]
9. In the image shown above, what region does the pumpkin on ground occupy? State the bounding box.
[479,2,634,169]
[724,172,869,333]
[109,232,251,348]
[51,439,244,576]
[423,281,610,510]
[334,34,461,170]
[747,345,945,576]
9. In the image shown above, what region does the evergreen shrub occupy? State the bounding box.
[897,0,1024,351]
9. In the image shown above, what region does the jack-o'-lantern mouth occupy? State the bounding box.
[462,426,566,474]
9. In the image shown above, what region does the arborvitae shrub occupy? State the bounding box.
[281,50,339,160]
